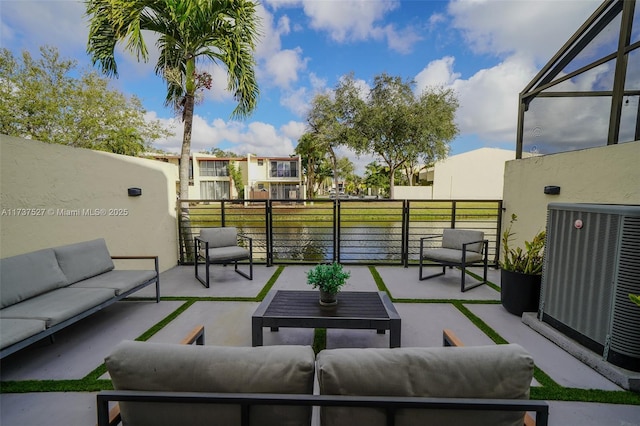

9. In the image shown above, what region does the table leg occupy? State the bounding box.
[389,318,401,348]
[251,316,263,346]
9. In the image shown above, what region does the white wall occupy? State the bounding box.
[394,186,433,200]
[0,135,178,271]
[432,148,515,199]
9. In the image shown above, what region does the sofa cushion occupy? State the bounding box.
[442,229,484,253]
[0,287,115,327]
[0,318,47,350]
[0,249,69,309]
[317,344,534,426]
[70,270,156,295]
[199,227,238,248]
[106,341,315,426]
[54,239,114,284]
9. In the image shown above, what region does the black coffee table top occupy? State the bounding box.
[262,290,392,319]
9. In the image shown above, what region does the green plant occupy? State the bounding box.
[306,262,350,295]
[630,294,640,307]
[501,214,546,275]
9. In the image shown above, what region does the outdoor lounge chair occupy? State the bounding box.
[195,227,253,288]
[419,228,488,292]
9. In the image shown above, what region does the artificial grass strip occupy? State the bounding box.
[368,266,392,298]
[530,387,640,405]
[0,379,113,393]
[255,265,285,301]
[135,300,197,342]
[313,328,327,354]
[464,269,501,292]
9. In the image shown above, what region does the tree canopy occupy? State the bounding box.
[340,73,458,198]
[0,46,170,155]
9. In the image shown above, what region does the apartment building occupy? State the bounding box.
[148,152,303,200]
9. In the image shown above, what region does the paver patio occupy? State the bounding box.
[1,264,639,426]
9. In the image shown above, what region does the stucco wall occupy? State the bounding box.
[394,186,433,200]
[502,141,640,251]
[432,148,516,199]
[0,135,178,271]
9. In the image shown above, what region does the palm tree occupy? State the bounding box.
[86,0,260,259]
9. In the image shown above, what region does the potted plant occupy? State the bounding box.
[306,262,350,306]
[500,214,546,316]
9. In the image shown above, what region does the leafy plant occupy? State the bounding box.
[630,294,640,307]
[501,214,546,275]
[306,263,350,295]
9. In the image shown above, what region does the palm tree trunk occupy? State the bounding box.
[180,92,195,261]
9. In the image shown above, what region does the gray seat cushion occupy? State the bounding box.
[106,341,315,426]
[54,239,114,284]
[0,318,47,349]
[0,248,69,309]
[421,248,484,264]
[317,344,534,426]
[70,270,156,295]
[202,246,250,262]
[0,287,115,327]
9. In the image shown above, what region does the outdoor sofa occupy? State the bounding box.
[0,238,159,359]
[98,327,548,426]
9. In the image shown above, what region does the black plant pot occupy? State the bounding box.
[500,269,541,317]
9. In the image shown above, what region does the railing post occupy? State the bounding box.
[402,200,410,267]
[495,200,504,266]
[266,200,273,266]
[334,199,340,263]
[450,201,457,229]
[221,200,226,227]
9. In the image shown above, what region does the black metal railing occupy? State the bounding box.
[178,199,503,266]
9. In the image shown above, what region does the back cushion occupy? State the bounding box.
[317,344,533,426]
[106,341,315,426]
[442,229,484,253]
[199,227,238,248]
[0,249,69,308]
[54,239,114,284]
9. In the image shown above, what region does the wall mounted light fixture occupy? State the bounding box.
[544,186,560,195]
[128,187,142,197]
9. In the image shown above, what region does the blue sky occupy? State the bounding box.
[1,0,602,172]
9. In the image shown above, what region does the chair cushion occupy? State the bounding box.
[54,239,115,284]
[421,248,484,264]
[106,341,315,426]
[0,318,47,350]
[70,270,156,295]
[317,344,533,426]
[199,227,238,248]
[0,287,115,327]
[0,249,69,308]
[442,229,484,253]
[203,246,250,262]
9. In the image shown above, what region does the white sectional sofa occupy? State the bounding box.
[0,238,159,359]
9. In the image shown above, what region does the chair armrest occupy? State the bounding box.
[461,239,489,255]
[419,235,440,243]
[103,326,206,426]
[110,256,159,276]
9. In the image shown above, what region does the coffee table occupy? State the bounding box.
[252,290,401,348]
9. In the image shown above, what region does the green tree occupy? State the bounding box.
[86,0,260,258]
[295,133,324,198]
[339,73,458,198]
[0,46,169,155]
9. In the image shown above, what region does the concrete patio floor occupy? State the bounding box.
[1,264,639,425]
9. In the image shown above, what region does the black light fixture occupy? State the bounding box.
[128,187,142,197]
[543,186,560,195]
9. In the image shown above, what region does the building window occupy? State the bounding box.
[271,183,299,199]
[270,161,298,178]
[258,159,264,166]
[200,160,229,177]
[200,181,230,199]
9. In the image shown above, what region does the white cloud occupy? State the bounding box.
[448,0,601,62]
[264,48,308,88]
[150,114,299,157]
[415,55,538,143]
[414,56,461,88]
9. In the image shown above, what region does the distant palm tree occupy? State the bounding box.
[86,0,260,258]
